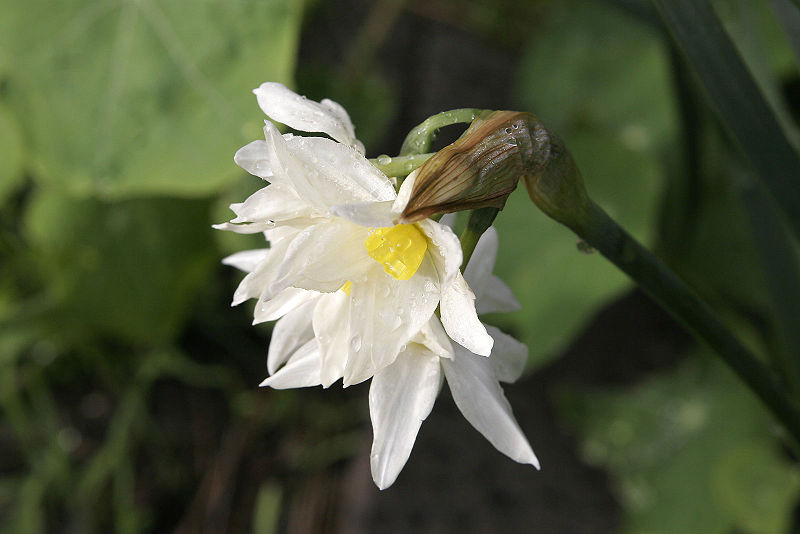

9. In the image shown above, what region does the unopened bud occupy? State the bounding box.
[399,111,531,223]
[399,110,592,232]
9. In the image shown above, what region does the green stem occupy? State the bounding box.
[739,179,800,397]
[399,108,487,156]
[459,207,500,270]
[369,153,435,177]
[573,200,800,444]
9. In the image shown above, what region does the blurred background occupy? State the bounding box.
[2,0,800,532]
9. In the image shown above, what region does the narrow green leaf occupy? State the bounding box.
[252,481,282,534]
[652,0,800,240]
[769,0,800,68]
[740,177,800,395]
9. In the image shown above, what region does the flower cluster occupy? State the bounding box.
[216,82,538,489]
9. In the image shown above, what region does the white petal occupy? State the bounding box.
[229,183,311,224]
[442,345,539,468]
[464,226,498,293]
[411,317,453,359]
[320,98,366,154]
[392,168,418,213]
[342,257,440,386]
[369,345,442,490]
[254,82,362,151]
[477,275,521,314]
[271,219,373,297]
[440,271,493,356]
[230,236,293,306]
[416,219,462,287]
[263,121,328,212]
[264,120,395,210]
[222,249,269,273]
[254,287,319,325]
[267,299,317,374]
[285,136,396,203]
[234,140,273,179]
[313,291,350,387]
[485,325,528,383]
[260,339,321,389]
[263,225,300,243]
[331,200,396,228]
[439,213,457,228]
[213,220,275,234]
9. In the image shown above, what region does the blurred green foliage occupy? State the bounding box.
[496,0,674,364]
[0,0,799,531]
[560,349,800,534]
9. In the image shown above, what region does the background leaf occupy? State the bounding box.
[0,102,24,203]
[495,0,675,366]
[653,0,800,240]
[559,350,800,534]
[24,191,216,345]
[0,0,303,198]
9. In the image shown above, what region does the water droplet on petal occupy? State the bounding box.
[350,335,362,353]
[377,154,392,165]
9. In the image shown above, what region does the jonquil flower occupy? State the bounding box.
[257,226,538,488]
[219,83,538,489]
[216,83,494,387]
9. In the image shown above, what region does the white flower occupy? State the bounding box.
[259,226,538,489]
[217,82,494,387]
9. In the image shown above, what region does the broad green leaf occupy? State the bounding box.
[0,102,24,203]
[24,189,216,344]
[0,0,303,198]
[560,352,800,534]
[499,1,674,365]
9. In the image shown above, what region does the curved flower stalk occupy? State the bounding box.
[216,83,494,387]
[259,226,538,489]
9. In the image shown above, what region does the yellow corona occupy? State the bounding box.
[364,224,428,281]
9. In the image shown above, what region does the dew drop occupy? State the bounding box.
[377,154,392,165]
[350,335,362,353]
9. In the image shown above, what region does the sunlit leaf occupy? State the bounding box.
[0,0,303,198]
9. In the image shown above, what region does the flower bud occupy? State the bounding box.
[398,110,592,232]
[399,111,530,223]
